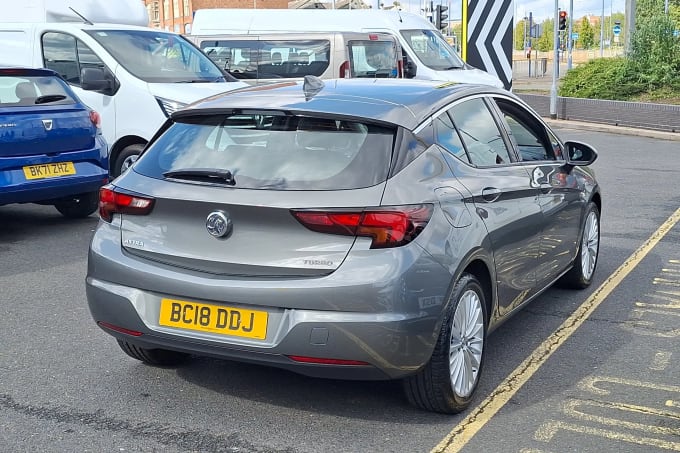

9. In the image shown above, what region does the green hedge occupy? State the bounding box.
[558,15,680,101]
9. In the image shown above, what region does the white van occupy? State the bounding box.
[1,0,247,176]
[190,9,504,88]
[191,31,404,84]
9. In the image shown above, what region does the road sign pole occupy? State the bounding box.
[550,0,558,119]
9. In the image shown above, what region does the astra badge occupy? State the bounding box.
[42,119,53,131]
[206,211,232,238]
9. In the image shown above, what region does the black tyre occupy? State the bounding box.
[54,191,99,219]
[559,202,600,289]
[403,273,487,414]
[117,340,190,366]
[113,143,144,178]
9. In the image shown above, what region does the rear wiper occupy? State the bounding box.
[442,66,464,70]
[35,94,67,104]
[163,168,236,186]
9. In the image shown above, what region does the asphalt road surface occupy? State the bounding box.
[1,128,678,453]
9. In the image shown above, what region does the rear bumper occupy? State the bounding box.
[0,144,108,205]
[86,222,454,380]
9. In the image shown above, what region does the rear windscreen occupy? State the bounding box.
[0,75,75,107]
[133,113,395,190]
[200,40,331,80]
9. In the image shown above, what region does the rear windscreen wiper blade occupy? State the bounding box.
[163,168,236,186]
[35,94,67,104]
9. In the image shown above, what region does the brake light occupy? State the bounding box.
[368,34,379,40]
[89,110,101,129]
[397,58,404,78]
[339,60,350,78]
[291,204,433,249]
[99,186,155,222]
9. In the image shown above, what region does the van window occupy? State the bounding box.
[400,29,464,71]
[348,41,398,78]
[134,113,394,190]
[85,30,228,83]
[200,40,331,80]
[42,33,107,86]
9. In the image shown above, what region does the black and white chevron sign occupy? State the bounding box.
[465,0,513,89]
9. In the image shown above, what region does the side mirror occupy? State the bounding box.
[564,140,598,166]
[80,67,113,94]
[403,55,417,79]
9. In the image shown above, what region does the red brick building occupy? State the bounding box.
[144,0,289,34]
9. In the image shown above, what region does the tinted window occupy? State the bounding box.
[494,98,563,161]
[448,98,512,167]
[434,113,468,162]
[42,33,107,86]
[0,75,75,107]
[200,40,331,80]
[348,40,398,78]
[134,113,394,190]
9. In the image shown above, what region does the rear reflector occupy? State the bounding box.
[291,204,433,249]
[97,321,143,337]
[99,185,155,222]
[288,355,369,366]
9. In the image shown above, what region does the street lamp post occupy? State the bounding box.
[600,0,605,57]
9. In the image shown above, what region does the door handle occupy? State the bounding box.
[481,187,501,202]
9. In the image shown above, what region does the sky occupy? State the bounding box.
[397,0,626,22]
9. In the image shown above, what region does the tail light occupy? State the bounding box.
[89,110,101,131]
[339,60,350,78]
[99,185,155,222]
[291,204,433,249]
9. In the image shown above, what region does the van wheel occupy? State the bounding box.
[113,144,144,177]
[54,191,99,218]
[117,340,190,366]
[403,273,487,413]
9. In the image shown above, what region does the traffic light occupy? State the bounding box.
[559,11,567,31]
[435,5,448,32]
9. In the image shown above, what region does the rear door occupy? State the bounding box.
[118,112,395,277]
[436,96,544,313]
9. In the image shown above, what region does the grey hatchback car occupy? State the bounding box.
[86,77,601,414]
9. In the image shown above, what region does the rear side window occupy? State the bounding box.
[0,75,75,107]
[134,113,395,190]
[200,40,330,79]
[348,40,399,78]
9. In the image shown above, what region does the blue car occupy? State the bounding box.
[0,67,108,218]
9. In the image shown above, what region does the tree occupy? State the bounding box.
[535,19,554,51]
[578,17,596,49]
[514,19,527,50]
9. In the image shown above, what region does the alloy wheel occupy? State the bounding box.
[449,288,485,398]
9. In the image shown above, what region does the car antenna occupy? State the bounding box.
[397,8,403,22]
[69,7,94,25]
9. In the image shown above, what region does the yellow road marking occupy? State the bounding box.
[651,351,673,371]
[432,207,680,453]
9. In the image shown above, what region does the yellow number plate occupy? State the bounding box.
[23,162,76,180]
[159,298,268,340]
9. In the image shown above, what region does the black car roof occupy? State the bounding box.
[175,78,509,130]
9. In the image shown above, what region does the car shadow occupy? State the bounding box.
[173,357,453,423]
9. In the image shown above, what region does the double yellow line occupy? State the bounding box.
[433,207,680,452]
